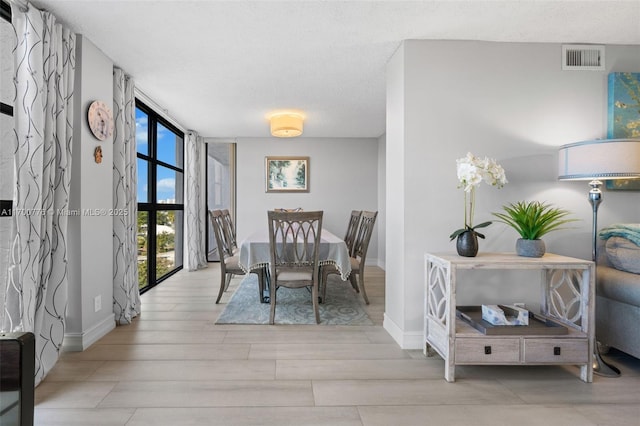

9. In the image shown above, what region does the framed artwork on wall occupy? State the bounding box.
[606,72,640,191]
[265,156,309,193]
[605,179,640,191]
[607,72,640,139]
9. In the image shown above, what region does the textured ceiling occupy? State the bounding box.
[28,0,640,139]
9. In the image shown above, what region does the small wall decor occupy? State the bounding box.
[87,100,114,141]
[94,145,103,164]
[265,156,309,193]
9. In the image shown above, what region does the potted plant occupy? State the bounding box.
[449,152,507,257]
[492,200,578,257]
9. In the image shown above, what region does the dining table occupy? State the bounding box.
[238,229,352,303]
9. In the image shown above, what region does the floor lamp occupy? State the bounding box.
[558,138,640,377]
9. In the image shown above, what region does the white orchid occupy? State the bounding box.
[456,152,507,192]
[451,152,507,240]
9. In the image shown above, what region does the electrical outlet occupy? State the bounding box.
[94,295,101,313]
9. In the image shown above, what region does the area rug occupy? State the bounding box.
[215,274,373,325]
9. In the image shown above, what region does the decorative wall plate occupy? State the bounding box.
[87,100,114,141]
[94,145,103,164]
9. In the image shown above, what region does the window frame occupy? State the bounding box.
[136,99,185,293]
[1,1,12,118]
[1,1,13,216]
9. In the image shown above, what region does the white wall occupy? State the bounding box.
[377,133,386,269]
[386,40,640,349]
[234,137,379,262]
[65,35,115,350]
[384,44,408,344]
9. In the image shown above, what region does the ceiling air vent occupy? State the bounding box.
[562,45,605,71]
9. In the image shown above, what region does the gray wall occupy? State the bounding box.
[234,137,380,263]
[385,40,640,349]
[65,35,116,350]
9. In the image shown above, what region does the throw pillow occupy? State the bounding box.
[605,236,640,274]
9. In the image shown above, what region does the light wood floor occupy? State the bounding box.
[34,265,640,425]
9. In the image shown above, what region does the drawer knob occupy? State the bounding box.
[554,346,561,356]
[484,346,492,355]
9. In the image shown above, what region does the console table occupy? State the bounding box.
[424,252,594,383]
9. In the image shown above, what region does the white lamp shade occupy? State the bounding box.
[558,138,640,180]
[270,113,303,138]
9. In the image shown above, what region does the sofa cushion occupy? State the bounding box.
[597,265,640,307]
[605,237,640,274]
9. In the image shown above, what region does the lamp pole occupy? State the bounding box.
[588,179,621,377]
[588,180,602,263]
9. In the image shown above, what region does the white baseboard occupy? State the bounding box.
[63,313,115,352]
[383,313,423,350]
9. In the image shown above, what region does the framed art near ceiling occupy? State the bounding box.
[607,72,640,139]
[265,156,309,193]
[606,72,640,190]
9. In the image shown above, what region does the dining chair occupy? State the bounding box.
[220,209,238,254]
[267,210,323,324]
[210,210,264,304]
[321,210,377,305]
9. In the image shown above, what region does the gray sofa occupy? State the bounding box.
[596,236,640,359]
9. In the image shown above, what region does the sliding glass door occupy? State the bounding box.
[206,142,235,262]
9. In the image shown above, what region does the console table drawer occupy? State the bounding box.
[524,339,588,363]
[455,338,520,363]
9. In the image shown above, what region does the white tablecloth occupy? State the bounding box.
[238,229,352,280]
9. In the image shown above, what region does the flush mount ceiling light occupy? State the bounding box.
[269,112,304,138]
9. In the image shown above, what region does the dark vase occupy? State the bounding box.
[456,231,478,257]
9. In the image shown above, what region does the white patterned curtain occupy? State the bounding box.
[2,2,75,386]
[112,68,140,324]
[184,131,207,270]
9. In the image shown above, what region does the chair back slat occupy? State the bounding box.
[210,210,234,258]
[220,209,237,251]
[344,210,362,256]
[352,211,378,263]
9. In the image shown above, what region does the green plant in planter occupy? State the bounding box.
[492,201,577,240]
[493,201,578,257]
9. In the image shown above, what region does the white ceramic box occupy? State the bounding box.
[482,304,529,325]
